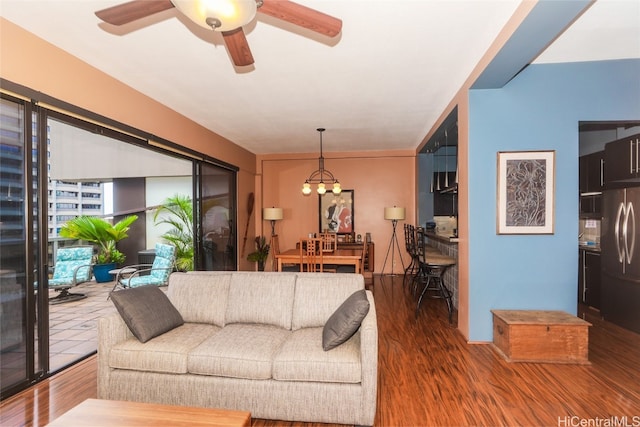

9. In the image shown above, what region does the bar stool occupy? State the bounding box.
[409,228,439,296]
[403,224,420,289]
[414,228,455,323]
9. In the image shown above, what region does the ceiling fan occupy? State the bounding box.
[95,0,342,67]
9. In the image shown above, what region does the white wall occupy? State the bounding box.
[145,176,192,248]
[48,120,191,180]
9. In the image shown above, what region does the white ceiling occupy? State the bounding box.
[1,0,638,154]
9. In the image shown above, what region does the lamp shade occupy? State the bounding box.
[332,182,342,194]
[302,182,312,195]
[384,206,405,220]
[172,0,257,31]
[263,207,283,221]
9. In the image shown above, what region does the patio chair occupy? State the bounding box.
[111,243,176,292]
[48,245,94,304]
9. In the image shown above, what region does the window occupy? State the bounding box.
[81,204,101,210]
[56,203,78,209]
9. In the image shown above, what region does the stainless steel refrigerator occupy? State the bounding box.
[601,187,640,334]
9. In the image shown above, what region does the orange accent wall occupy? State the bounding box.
[257,151,415,273]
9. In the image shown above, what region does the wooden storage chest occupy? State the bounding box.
[491,310,591,364]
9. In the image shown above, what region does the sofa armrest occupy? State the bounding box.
[358,290,378,425]
[97,313,134,399]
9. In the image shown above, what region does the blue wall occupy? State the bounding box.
[467,59,640,341]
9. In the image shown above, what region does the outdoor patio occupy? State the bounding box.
[48,280,119,371]
[2,279,166,388]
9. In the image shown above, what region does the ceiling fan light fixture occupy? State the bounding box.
[172,0,257,32]
[95,0,342,68]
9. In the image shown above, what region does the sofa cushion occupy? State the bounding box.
[110,285,184,343]
[188,323,290,380]
[273,327,362,384]
[109,323,219,374]
[167,272,231,326]
[323,289,370,351]
[225,272,297,329]
[292,274,365,330]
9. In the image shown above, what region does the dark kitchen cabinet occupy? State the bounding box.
[579,155,589,193]
[579,151,604,194]
[433,172,458,216]
[579,194,602,218]
[578,249,601,309]
[579,151,603,218]
[604,134,640,184]
[587,151,604,192]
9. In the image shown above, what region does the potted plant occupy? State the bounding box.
[59,214,138,282]
[153,194,194,271]
[247,236,270,271]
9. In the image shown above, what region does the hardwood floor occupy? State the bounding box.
[2,275,639,426]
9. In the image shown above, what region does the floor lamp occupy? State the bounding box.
[381,206,406,276]
[263,207,283,270]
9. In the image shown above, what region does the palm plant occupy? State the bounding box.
[247,235,270,270]
[59,215,138,264]
[154,194,194,271]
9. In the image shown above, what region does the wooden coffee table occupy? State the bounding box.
[46,399,251,426]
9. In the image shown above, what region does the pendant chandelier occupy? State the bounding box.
[302,128,342,195]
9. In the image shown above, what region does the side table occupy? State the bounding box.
[108,267,136,295]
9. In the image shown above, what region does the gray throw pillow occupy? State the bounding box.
[322,289,370,351]
[110,285,184,343]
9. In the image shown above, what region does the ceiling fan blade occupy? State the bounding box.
[259,0,342,37]
[222,28,255,67]
[95,0,175,26]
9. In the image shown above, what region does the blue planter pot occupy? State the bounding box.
[93,263,117,283]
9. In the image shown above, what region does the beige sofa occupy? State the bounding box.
[98,271,378,426]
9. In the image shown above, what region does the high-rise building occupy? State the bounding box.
[0,104,105,244]
[47,181,104,238]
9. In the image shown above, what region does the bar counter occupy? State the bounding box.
[425,231,459,244]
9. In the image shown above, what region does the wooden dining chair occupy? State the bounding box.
[320,231,339,272]
[360,241,368,275]
[270,234,280,272]
[320,231,336,253]
[272,235,298,272]
[299,237,325,272]
[336,241,367,274]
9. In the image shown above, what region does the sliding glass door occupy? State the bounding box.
[197,162,237,271]
[1,90,238,400]
[0,96,44,398]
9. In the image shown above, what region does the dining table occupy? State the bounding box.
[275,248,362,273]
